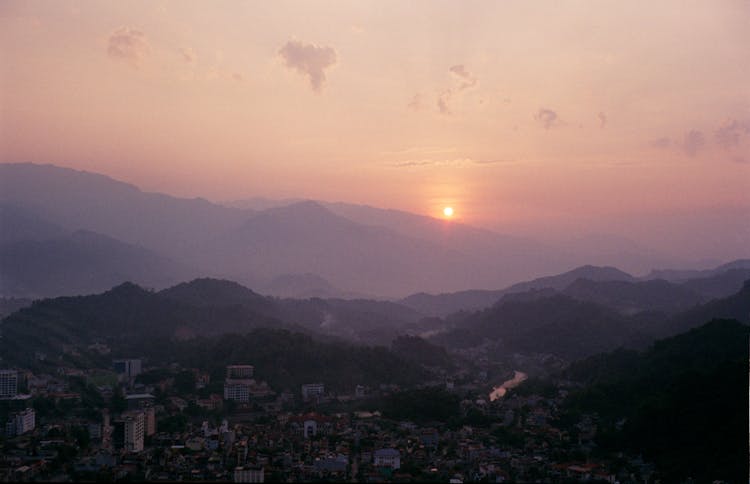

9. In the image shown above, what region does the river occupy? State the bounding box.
[489,370,528,401]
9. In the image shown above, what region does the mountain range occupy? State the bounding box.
[399,262,750,317]
[1,162,747,298]
[3,273,748,368]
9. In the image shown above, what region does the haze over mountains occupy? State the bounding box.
[0,162,747,299]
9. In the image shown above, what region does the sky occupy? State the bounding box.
[1,0,749,249]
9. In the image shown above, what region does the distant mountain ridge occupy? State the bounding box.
[399,261,750,317]
[1,163,747,298]
[645,259,750,282]
[428,277,750,359]
[0,229,194,298]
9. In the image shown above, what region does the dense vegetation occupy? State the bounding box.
[0,282,287,367]
[379,387,461,423]
[432,294,649,358]
[562,319,749,483]
[390,335,454,369]
[161,329,431,393]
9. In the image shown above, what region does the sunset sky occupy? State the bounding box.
[1,0,749,243]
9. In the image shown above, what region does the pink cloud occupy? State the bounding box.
[279,40,337,92]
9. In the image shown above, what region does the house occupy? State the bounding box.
[373,448,400,469]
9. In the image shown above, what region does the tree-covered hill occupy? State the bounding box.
[562,319,749,483]
[162,329,431,393]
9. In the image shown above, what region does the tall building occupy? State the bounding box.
[113,359,142,378]
[227,365,254,379]
[224,382,251,402]
[14,408,35,435]
[224,364,255,402]
[114,411,145,453]
[0,370,18,399]
[102,409,113,450]
[5,408,35,437]
[144,406,156,437]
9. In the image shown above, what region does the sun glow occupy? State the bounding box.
[443,206,454,218]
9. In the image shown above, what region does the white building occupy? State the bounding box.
[0,370,18,399]
[144,406,156,436]
[224,365,258,402]
[301,383,325,402]
[5,408,35,436]
[122,411,145,453]
[15,408,35,435]
[224,381,252,402]
[227,365,254,379]
[234,466,264,483]
[373,448,401,469]
[113,359,142,378]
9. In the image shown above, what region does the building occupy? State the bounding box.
[5,408,35,437]
[0,370,18,399]
[113,359,142,378]
[234,466,264,483]
[227,365,254,379]
[303,419,317,439]
[15,408,35,435]
[114,411,145,453]
[224,365,257,402]
[144,406,156,437]
[301,383,325,402]
[373,448,401,469]
[224,381,252,402]
[125,393,155,410]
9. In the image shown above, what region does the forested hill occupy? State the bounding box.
[562,319,749,483]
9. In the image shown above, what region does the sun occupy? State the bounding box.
[443,206,454,218]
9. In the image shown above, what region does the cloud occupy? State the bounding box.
[598,111,607,128]
[278,40,337,92]
[651,137,671,149]
[408,94,423,111]
[380,146,456,156]
[715,119,750,149]
[107,27,150,67]
[433,65,479,115]
[179,47,195,64]
[437,90,452,114]
[535,108,559,129]
[682,130,705,156]
[449,64,478,91]
[391,157,513,168]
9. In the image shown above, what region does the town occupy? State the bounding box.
[0,353,655,483]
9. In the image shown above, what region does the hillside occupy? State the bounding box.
[0,163,253,258]
[562,319,749,482]
[646,258,750,282]
[431,293,645,359]
[663,279,750,335]
[398,265,634,317]
[400,261,749,317]
[0,230,195,298]
[167,329,432,393]
[0,282,286,368]
[561,278,701,315]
